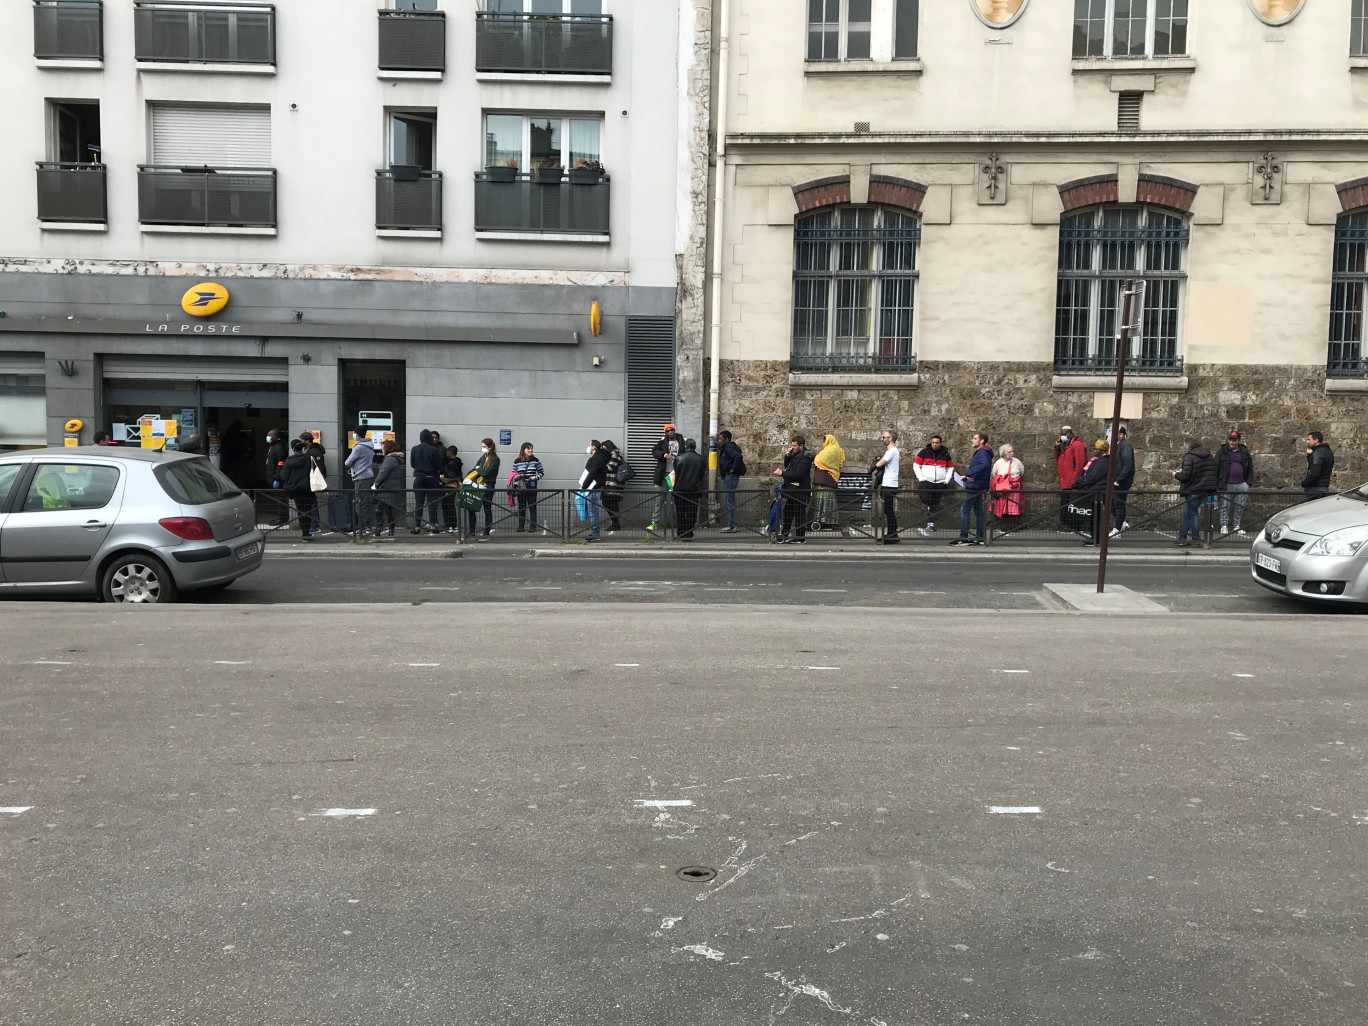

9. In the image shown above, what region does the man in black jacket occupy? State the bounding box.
[1173,438,1217,547]
[581,439,610,541]
[298,431,327,535]
[1216,430,1254,536]
[264,428,289,524]
[649,423,682,531]
[1302,431,1334,500]
[410,429,445,534]
[773,434,814,544]
[1110,425,1135,536]
[673,439,708,540]
[716,430,746,532]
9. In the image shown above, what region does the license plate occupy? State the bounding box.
[235,541,260,561]
[1255,552,1281,574]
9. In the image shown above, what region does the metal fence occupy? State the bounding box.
[36,162,106,223]
[133,2,274,65]
[376,169,442,231]
[473,173,611,235]
[137,166,276,228]
[33,0,103,60]
[378,9,445,72]
[248,487,1308,548]
[475,12,612,76]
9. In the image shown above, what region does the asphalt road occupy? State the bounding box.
[171,554,1339,615]
[1,604,1363,1025]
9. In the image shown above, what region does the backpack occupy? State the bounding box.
[735,452,748,477]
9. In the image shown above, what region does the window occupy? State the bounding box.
[22,464,120,512]
[388,111,436,169]
[1329,212,1368,377]
[1054,206,1188,374]
[156,461,242,504]
[1073,0,1187,59]
[483,113,601,172]
[792,206,919,372]
[389,0,440,9]
[1354,0,1368,56]
[49,100,101,164]
[134,2,274,65]
[0,465,22,505]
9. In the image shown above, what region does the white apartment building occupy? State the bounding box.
[707,0,1368,486]
[0,0,709,488]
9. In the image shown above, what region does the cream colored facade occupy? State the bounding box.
[711,0,1368,486]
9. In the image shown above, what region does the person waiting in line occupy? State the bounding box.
[264,428,289,524]
[1174,437,1218,548]
[278,439,318,541]
[989,443,1025,536]
[1302,431,1334,500]
[811,433,845,532]
[716,430,746,533]
[409,429,445,535]
[912,434,953,536]
[1216,430,1254,537]
[1053,425,1087,534]
[512,442,545,534]
[1077,440,1111,547]
[873,428,901,545]
[440,445,464,534]
[1111,425,1135,537]
[344,428,378,541]
[673,438,707,540]
[180,433,204,455]
[774,434,814,545]
[648,423,682,532]
[299,431,327,535]
[950,431,992,547]
[467,438,500,539]
[371,439,405,540]
[600,439,626,534]
[579,439,609,542]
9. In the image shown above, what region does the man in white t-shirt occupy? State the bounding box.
[874,428,901,544]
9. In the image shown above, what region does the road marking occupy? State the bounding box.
[806,666,841,671]
[0,807,33,816]
[704,587,745,592]
[1147,593,1242,599]
[408,663,440,667]
[418,587,462,591]
[635,800,693,808]
[317,808,376,818]
[989,806,1042,815]
[802,589,848,594]
[1001,669,1030,674]
[899,590,947,595]
[519,586,563,591]
[214,661,249,665]
[615,663,640,667]
[33,661,72,666]
[1233,673,1255,678]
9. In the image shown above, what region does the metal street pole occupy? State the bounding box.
[1097,279,1143,594]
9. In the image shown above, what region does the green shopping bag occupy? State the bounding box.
[458,484,484,512]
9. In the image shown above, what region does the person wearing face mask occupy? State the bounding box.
[579,439,609,541]
[1053,425,1087,533]
[466,438,500,539]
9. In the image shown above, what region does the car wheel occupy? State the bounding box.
[102,554,178,605]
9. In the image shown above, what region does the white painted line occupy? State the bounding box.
[32,661,71,666]
[408,663,440,667]
[989,806,1042,815]
[518,586,563,590]
[806,666,841,671]
[214,661,249,665]
[0,807,33,815]
[615,663,640,667]
[317,808,376,818]
[418,586,462,591]
[1233,673,1255,678]
[802,589,848,594]
[899,590,947,595]
[635,800,694,808]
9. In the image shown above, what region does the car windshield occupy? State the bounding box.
[156,459,243,505]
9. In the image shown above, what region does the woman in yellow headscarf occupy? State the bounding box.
[811,433,845,531]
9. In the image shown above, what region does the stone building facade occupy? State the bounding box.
[705,0,1368,488]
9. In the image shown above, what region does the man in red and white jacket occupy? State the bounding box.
[912,434,954,535]
[1053,424,1088,532]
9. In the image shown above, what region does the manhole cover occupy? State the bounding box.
[676,866,716,883]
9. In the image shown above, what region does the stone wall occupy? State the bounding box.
[716,360,1367,490]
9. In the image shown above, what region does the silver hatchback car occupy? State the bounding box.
[1250,483,1368,604]
[0,446,263,603]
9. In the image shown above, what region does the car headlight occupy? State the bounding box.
[1305,526,1368,557]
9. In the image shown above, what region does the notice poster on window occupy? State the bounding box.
[139,419,178,451]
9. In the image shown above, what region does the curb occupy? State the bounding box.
[266,542,463,558]
[528,546,1250,564]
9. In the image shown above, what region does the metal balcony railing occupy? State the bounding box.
[1327,354,1368,378]
[133,1,274,65]
[789,351,917,374]
[378,9,445,72]
[473,173,610,236]
[33,0,103,60]
[1053,353,1185,376]
[137,165,276,228]
[474,12,612,76]
[36,162,107,223]
[376,169,443,231]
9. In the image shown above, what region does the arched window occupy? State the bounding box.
[792,206,919,372]
[1054,205,1188,376]
[1329,211,1368,377]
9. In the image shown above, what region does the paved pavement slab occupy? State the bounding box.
[1043,583,1171,614]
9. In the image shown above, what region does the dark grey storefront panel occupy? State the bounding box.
[101,356,289,382]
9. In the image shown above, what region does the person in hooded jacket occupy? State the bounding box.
[1173,437,1218,547]
[278,439,318,540]
[1077,440,1111,546]
[811,434,845,532]
[673,439,708,540]
[716,430,746,532]
[774,435,814,544]
[440,446,464,533]
[344,429,378,540]
[297,431,327,535]
[410,429,445,535]
[370,439,405,540]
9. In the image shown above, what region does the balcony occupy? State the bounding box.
[378,9,445,74]
[1054,353,1185,376]
[33,0,103,62]
[789,351,917,374]
[376,169,443,234]
[133,1,275,67]
[475,12,612,77]
[137,165,276,230]
[473,172,610,238]
[36,162,107,224]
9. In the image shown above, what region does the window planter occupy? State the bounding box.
[536,166,564,184]
[486,165,518,183]
[569,166,603,185]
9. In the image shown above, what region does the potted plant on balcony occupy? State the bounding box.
[569,159,605,185]
[535,160,564,184]
[486,160,518,183]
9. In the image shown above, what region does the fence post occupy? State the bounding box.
[558,489,567,542]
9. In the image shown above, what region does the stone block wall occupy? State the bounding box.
[714,360,1367,490]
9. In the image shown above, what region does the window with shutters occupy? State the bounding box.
[791,206,919,372]
[1328,212,1368,378]
[806,0,918,62]
[140,104,275,229]
[1072,0,1187,59]
[1054,205,1188,376]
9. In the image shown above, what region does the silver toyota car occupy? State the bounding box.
[0,446,263,603]
[1250,483,1368,605]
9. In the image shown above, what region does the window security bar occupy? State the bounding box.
[1327,356,1368,378]
[1054,354,1184,376]
[790,353,917,373]
[1058,222,1190,246]
[794,223,922,245]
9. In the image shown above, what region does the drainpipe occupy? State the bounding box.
[705,0,731,492]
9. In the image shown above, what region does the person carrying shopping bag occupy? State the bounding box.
[465,438,500,539]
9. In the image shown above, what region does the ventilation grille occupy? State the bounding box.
[1117,92,1142,133]
[625,316,677,473]
[853,121,871,134]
